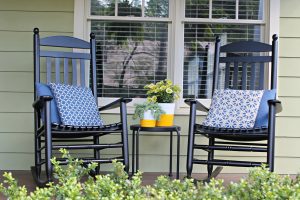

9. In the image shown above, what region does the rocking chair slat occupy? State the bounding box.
[80,59,85,87]
[72,59,77,85]
[55,58,60,83]
[64,58,69,84]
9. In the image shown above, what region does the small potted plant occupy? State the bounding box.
[144,80,181,126]
[133,101,165,127]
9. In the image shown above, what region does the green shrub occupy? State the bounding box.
[0,149,299,199]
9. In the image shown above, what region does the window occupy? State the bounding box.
[183,0,265,99]
[75,0,279,112]
[89,0,170,98]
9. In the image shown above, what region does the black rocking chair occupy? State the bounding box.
[32,28,132,187]
[185,35,282,181]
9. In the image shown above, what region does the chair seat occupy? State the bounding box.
[37,122,123,138]
[195,124,268,141]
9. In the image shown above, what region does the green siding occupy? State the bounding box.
[0,0,74,170]
[0,0,300,174]
[275,0,300,174]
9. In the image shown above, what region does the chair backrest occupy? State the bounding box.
[212,34,278,94]
[33,28,98,104]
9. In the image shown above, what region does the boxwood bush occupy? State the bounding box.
[1,149,300,199]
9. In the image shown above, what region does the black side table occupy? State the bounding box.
[130,124,181,179]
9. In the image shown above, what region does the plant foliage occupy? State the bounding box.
[145,79,181,103]
[133,101,165,120]
[1,149,300,199]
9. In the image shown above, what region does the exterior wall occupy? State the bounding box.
[0,0,74,169]
[0,0,299,174]
[275,0,300,174]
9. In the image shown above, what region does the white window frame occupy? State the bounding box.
[74,0,280,115]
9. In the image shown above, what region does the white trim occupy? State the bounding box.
[268,0,280,97]
[209,0,212,19]
[114,0,118,16]
[183,18,265,24]
[172,0,185,110]
[235,0,239,20]
[74,0,86,39]
[141,0,145,17]
[268,0,280,42]
[87,15,172,22]
[167,0,175,81]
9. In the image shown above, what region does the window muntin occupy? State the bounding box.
[91,0,169,17]
[91,0,115,16]
[239,0,264,20]
[212,0,236,19]
[185,0,210,18]
[118,0,142,17]
[145,0,169,17]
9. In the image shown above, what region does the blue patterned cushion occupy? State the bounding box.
[49,83,103,126]
[202,89,263,129]
[35,83,61,124]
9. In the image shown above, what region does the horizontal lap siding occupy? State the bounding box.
[272,0,300,173]
[0,0,74,170]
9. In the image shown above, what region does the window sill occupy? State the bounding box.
[98,98,210,116]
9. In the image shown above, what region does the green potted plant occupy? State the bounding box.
[144,80,181,126]
[133,101,165,127]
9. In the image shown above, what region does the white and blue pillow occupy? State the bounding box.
[49,83,104,126]
[202,89,266,129]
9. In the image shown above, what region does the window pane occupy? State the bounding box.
[239,0,263,20]
[91,21,168,98]
[91,0,115,16]
[118,0,142,17]
[212,0,236,19]
[185,0,209,18]
[183,23,264,99]
[145,0,169,17]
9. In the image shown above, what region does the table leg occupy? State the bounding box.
[169,131,173,177]
[132,130,135,176]
[136,128,140,172]
[176,128,181,179]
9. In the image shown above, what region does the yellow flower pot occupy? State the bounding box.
[156,103,175,127]
[140,110,156,127]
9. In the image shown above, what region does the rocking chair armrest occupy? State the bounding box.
[185,99,209,112]
[268,99,282,114]
[99,98,132,111]
[32,96,53,110]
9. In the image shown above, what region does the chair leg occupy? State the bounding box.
[94,136,100,174]
[34,132,42,179]
[267,104,276,172]
[207,137,215,179]
[120,102,129,174]
[267,130,275,172]
[44,102,53,183]
[186,101,196,179]
[121,129,129,174]
[45,130,53,182]
[186,131,195,178]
